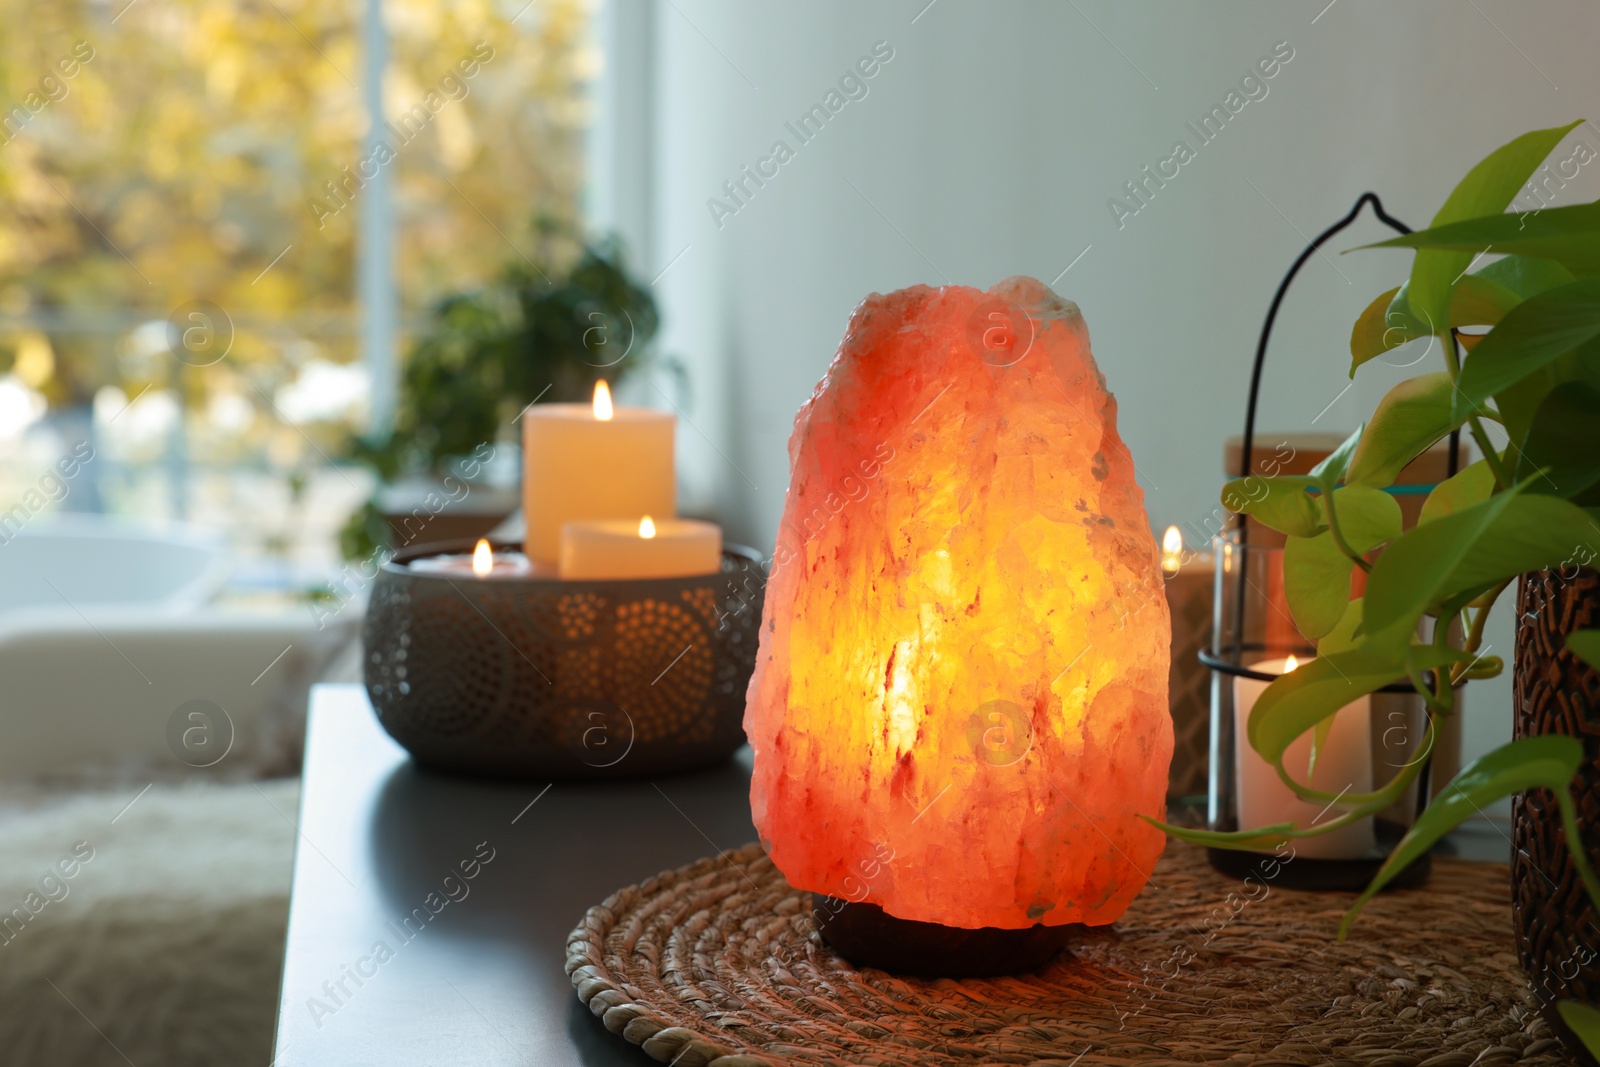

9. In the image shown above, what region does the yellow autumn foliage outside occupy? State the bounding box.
[0,0,589,412]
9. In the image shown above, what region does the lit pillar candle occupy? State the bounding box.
[521,381,676,565]
[1234,655,1375,859]
[559,515,722,580]
[409,538,534,578]
[1161,526,1215,801]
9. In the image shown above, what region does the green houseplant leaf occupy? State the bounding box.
[1308,425,1362,490]
[1494,365,1559,451]
[1362,490,1600,646]
[1570,630,1600,670]
[1247,643,1401,765]
[1285,532,1354,641]
[1438,494,1600,596]
[1398,121,1582,331]
[1418,458,1496,525]
[1453,277,1600,418]
[1338,735,1600,938]
[1346,373,1465,489]
[1236,641,1464,814]
[1307,600,1371,781]
[1284,488,1401,640]
[1307,712,1336,780]
[1516,380,1600,500]
[1221,474,1323,537]
[1331,485,1404,549]
[1349,286,1407,373]
[1150,636,1448,843]
[1474,253,1577,299]
[1349,275,1524,376]
[1316,597,1366,657]
[1361,200,1600,278]
[1557,1002,1600,1061]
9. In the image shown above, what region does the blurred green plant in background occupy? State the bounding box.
[339,227,665,560]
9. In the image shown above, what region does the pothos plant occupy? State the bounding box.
[1156,120,1600,1037]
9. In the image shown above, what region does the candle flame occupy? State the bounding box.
[1284,654,1300,673]
[472,538,493,576]
[638,515,656,539]
[1160,525,1183,574]
[593,380,614,421]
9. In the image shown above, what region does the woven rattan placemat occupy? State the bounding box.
[567,841,1569,1067]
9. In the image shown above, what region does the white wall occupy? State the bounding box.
[622,0,1600,767]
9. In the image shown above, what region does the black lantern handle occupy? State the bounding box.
[1218,192,1463,698]
[1236,191,1461,497]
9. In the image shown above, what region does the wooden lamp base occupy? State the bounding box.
[812,895,1074,977]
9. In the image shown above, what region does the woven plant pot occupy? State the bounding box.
[1513,566,1600,1064]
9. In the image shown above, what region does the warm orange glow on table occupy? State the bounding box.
[745,278,1172,932]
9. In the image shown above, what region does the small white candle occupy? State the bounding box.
[1161,524,1185,576]
[559,515,721,580]
[410,538,534,578]
[1234,655,1375,859]
[522,380,676,565]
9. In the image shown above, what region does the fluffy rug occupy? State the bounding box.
[0,778,299,1066]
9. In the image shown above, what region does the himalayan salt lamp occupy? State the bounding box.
[745,277,1172,975]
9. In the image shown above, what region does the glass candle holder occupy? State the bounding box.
[1201,528,1436,891]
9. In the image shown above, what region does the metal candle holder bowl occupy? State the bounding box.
[364,540,765,779]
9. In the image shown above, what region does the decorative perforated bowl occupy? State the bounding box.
[363,540,766,779]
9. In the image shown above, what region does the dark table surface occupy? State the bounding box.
[273,685,1510,1066]
[271,684,757,1066]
